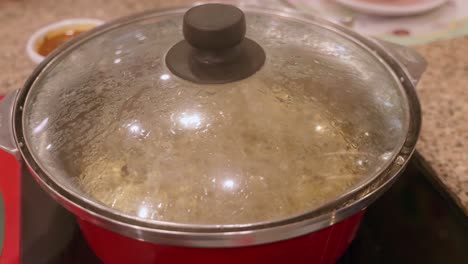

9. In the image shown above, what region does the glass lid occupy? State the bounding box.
[22,4,409,225]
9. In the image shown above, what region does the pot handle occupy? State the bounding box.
[0,90,20,159]
[373,39,427,86]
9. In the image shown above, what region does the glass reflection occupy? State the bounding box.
[124,120,148,139]
[179,113,201,129]
[223,179,235,190]
[33,118,49,134]
[381,152,393,161]
[135,32,146,41]
[383,101,394,108]
[321,41,350,59]
[315,124,324,132]
[129,124,141,134]
[137,205,149,218]
[172,112,206,131]
[160,74,170,81]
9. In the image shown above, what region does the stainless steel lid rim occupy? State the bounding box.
[12,5,422,247]
[14,78,419,248]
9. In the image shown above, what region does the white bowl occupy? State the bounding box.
[335,0,448,16]
[26,18,104,64]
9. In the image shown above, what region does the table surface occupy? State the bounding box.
[0,0,466,214]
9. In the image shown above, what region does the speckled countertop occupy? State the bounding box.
[0,0,467,215]
[414,41,468,214]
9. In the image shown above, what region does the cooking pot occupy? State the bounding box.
[0,3,425,264]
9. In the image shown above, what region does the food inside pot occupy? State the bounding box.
[72,42,390,224]
[78,82,368,225]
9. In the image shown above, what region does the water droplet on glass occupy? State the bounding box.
[135,32,147,43]
[395,155,405,166]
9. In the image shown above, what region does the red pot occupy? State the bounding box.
[78,211,364,264]
[0,4,425,264]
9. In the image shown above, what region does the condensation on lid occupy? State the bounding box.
[22,8,409,225]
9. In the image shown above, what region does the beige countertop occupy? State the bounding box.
[0,0,467,214]
[414,41,468,214]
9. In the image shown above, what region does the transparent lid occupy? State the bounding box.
[23,4,409,225]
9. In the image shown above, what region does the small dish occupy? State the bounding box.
[335,0,448,16]
[26,18,104,64]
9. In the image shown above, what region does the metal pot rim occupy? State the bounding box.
[10,4,422,248]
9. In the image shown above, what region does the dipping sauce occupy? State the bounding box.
[36,25,95,56]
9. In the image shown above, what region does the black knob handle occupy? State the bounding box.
[183,4,246,50]
[166,4,265,84]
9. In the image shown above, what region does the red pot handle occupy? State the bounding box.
[0,95,21,264]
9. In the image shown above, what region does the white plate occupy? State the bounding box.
[335,0,448,16]
[26,19,104,64]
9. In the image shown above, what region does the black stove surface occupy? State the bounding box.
[21,154,468,264]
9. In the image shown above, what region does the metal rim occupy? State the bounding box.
[12,5,421,248]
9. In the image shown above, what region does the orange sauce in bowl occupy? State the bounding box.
[36,24,96,56]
